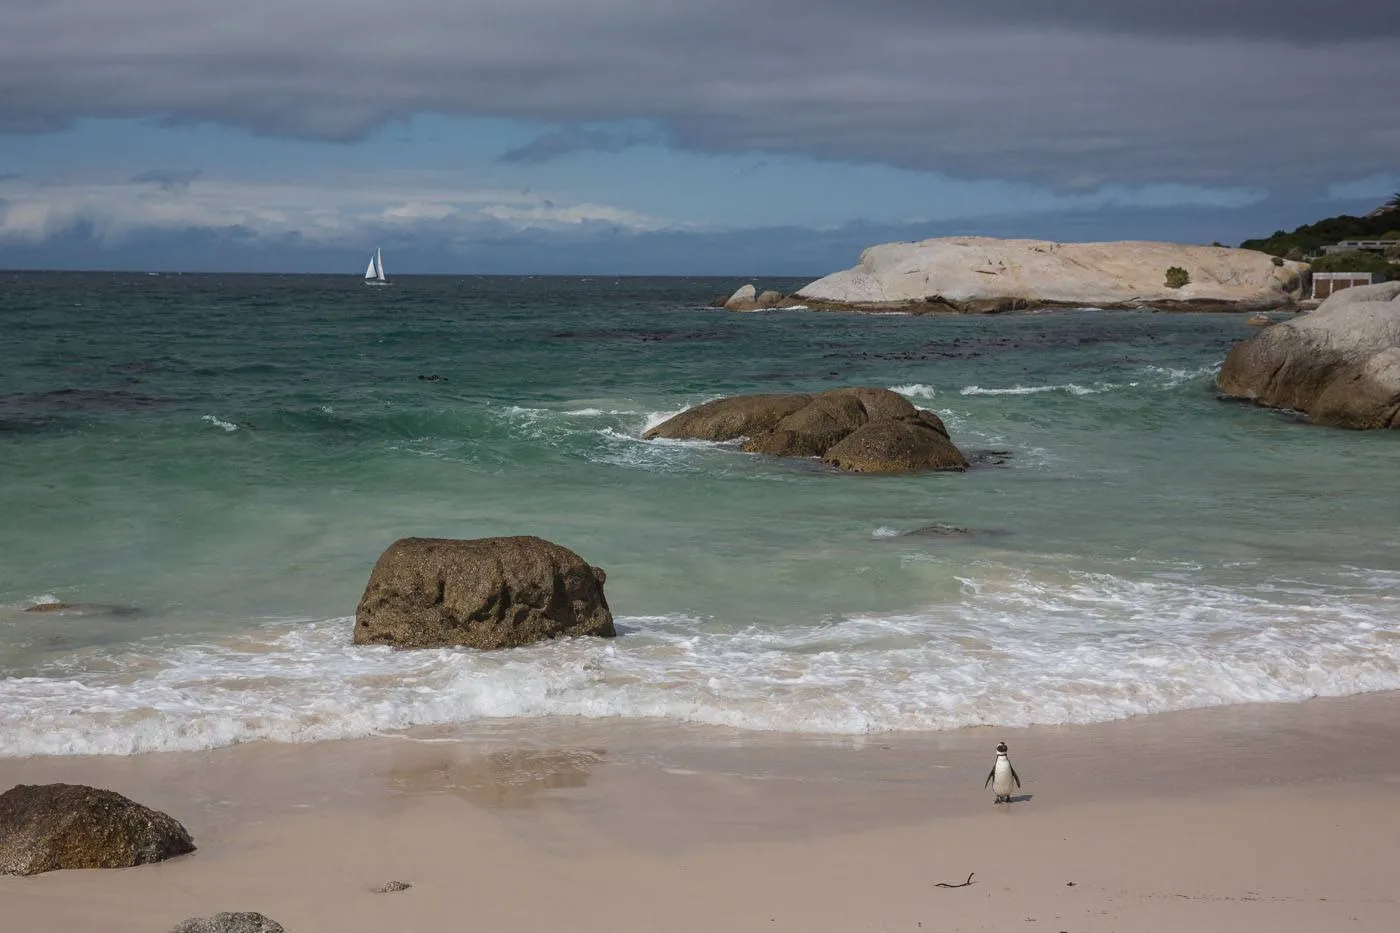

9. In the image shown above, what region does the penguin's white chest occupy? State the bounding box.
[992,757,1015,796]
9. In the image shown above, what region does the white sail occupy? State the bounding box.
[375,248,386,281]
[364,254,377,280]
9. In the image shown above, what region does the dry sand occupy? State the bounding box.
[3,692,1400,932]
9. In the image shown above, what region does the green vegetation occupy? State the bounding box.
[1307,251,1395,277]
[1164,266,1190,289]
[1240,212,1400,259]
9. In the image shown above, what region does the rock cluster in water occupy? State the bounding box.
[1218,281,1400,428]
[644,387,968,473]
[353,536,615,650]
[0,783,195,876]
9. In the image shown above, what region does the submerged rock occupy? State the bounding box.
[1218,282,1400,428]
[795,237,1306,312]
[353,536,615,650]
[23,602,140,617]
[644,387,967,474]
[170,913,285,933]
[0,783,195,876]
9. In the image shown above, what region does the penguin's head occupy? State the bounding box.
[995,741,1008,754]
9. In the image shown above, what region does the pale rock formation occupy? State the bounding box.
[724,284,787,312]
[1217,281,1400,428]
[795,237,1307,311]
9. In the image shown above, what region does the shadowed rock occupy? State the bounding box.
[1218,282,1400,428]
[644,393,812,442]
[353,536,615,650]
[170,913,285,933]
[822,419,968,473]
[645,388,965,473]
[0,783,195,876]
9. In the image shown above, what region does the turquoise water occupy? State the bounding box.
[3,271,1399,755]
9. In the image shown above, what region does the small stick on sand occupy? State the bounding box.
[934,873,975,888]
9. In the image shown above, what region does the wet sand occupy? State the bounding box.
[3,692,1399,932]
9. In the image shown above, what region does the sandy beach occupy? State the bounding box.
[4,692,1399,932]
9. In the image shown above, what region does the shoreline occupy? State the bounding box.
[725,295,1306,315]
[4,691,1399,931]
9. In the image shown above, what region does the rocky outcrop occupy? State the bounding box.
[353,536,615,650]
[1217,282,1400,428]
[0,783,195,876]
[795,237,1308,312]
[170,913,286,933]
[723,284,787,312]
[644,388,967,473]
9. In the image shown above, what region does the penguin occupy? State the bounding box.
[984,741,1021,804]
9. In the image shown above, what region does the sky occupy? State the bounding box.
[1,1,1397,275]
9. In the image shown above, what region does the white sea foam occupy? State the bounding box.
[202,414,238,432]
[871,527,903,539]
[890,384,938,399]
[960,383,1109,397]
[1139,364,1220,387]
[2,567,1397,756]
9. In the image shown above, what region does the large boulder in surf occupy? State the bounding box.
[823,418,967,473]
[644,393,813,442]
[353,536,615,650]
[0,783,195,876]
[645,387,966,473]
[1218,281,1400,428]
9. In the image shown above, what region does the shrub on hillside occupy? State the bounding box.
[1164,266,1190,289]
[1308,250,1394,277]
[1239,213,1400,258]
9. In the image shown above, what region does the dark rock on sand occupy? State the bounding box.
[374,880,413,893]
[1218,282,1400,428]
[353,536,615,650]
[170,913,286,933]
[645,387,966,473]
[0,783,195,876]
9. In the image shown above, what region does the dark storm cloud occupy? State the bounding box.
[3,2,1398,187]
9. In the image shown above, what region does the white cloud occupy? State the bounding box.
[0,173,670,245]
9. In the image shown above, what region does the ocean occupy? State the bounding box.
[3,271,1399,757]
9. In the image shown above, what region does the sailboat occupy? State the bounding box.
[363,248,390,286]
